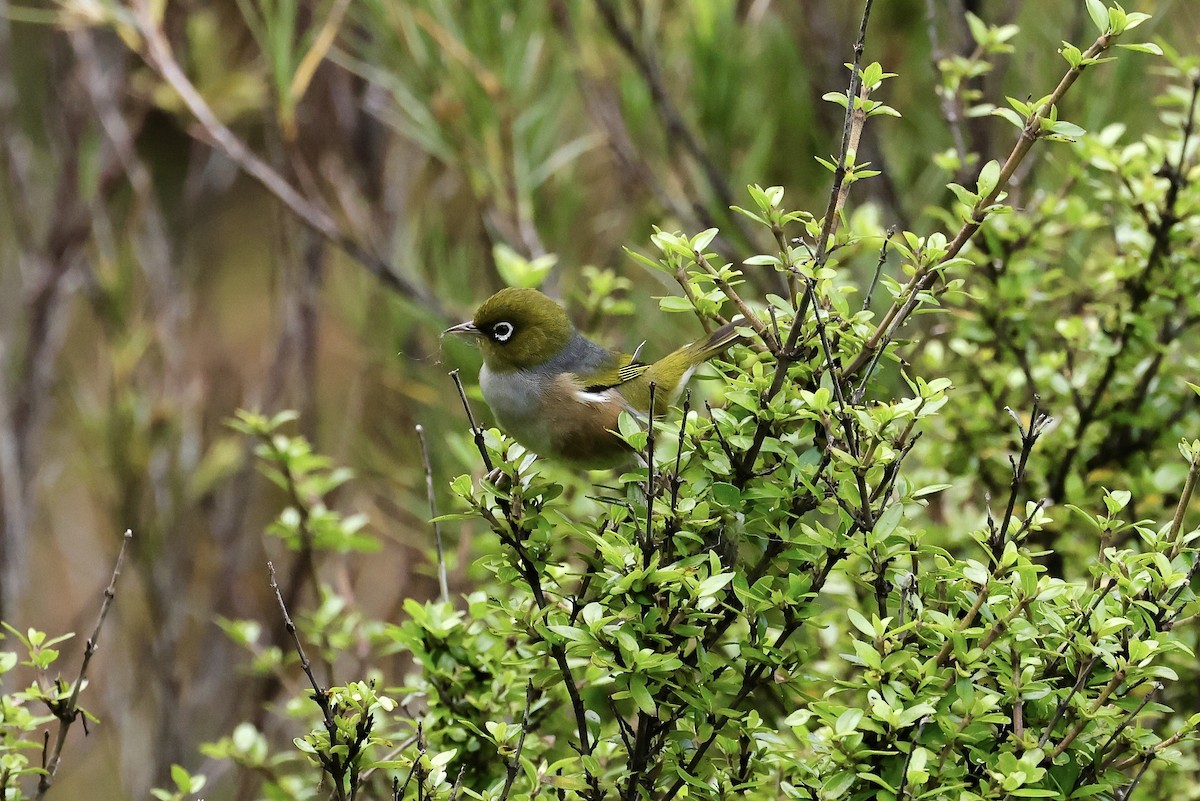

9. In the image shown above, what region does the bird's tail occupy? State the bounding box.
[687,318,745,360]
[640,319,745,413]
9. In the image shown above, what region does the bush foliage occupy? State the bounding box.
[2,2,1199,801]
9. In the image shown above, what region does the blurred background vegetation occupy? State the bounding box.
[1,0,1198,797]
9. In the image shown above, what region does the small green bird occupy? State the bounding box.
[445,287,741,468]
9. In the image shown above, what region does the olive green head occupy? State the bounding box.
[444,287,574,372]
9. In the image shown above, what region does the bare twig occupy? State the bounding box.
[450,369,495,473]
[695,251,776,350]
[991,400,1052,563]
[36,530,133,799]
[1116,755,1154,800]
[268,561,349,801]
[1166,453,1200,561]
[861,226,895,312]
[498,681,536,801]
[643,383,658,559]
[416,424,451,603]
[448,374,596,775]
[813,0,876,263]
[1036,655,1099,750]
[667,393,692,524]
[733,0,878,482]
[923,0,971,181]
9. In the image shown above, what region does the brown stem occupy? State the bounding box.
[416,425,451,604]
[36,530,133,799]
[846,33,1116,378]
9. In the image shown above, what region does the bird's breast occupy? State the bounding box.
[479,366,636,468]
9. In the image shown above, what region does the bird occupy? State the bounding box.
[444,287,741,468]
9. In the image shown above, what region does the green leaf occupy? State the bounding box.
[170,765,191,792]
[834,708,863,736]
[991,107,1026,129]
[977,159,1001,197]
[691,228,719,251]
[624,246,669,273]
[822,91,849,109]
[1116,42,1163,55]
[1085,0,1110,33]
[493,243,557,289]
[696,573,734,599]
[710,482,741,506]
[873,503,904,539]
[629,675,656,716]
[659,295,696,313]
[847,608,876,638]
[1042,119,1087,140]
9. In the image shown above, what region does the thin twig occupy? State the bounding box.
[845,30,1118,378]
[813,0,876,264]
[695,251,776,350]
[923,0,971,181]
[862,226,895,312]
[1116,755,1154,800]
[35,530,132,799]
[1036,655,1099,750]
[644,383,657,558]
[447,765,466,801]
[668,393,691,524]
[733,0,878,482]
[450,369,495,473]
[1166,452,1199,561]
[269,561,349,801]
[992,400,1051,563]
[416,425,451,604]
[498,681,536,801]
[448,374,595,771]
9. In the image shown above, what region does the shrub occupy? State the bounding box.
[3,3,1198,801]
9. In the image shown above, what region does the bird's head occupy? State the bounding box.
[444,287,574,372]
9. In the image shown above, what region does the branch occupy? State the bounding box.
[416,425,451,604]
[268,561,353,801]
[35,530,133,799]
[449,371,596,769]
[846,31,1118,379]
[733,0,878,481]
[990,401,1052,563]
[1166,452,1200,561]
[498,680,535,801]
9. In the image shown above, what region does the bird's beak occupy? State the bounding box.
[443,321,481,337]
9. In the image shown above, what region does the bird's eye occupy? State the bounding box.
[491,321,515,342]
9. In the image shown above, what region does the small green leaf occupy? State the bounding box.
[691,228,719,252]
[170,765,191,792]
[991,107,1026,129]
[1116,42,1163,55]
[696,573,734,599]
[834,708,863,736]
[847,608,876,638]
[873,503,904,539]
[1085,0,1110,33]
[629,674,656,716]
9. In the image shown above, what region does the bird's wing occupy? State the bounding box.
[580,353,651,392]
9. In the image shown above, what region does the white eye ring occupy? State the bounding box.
[492,321,514,342]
